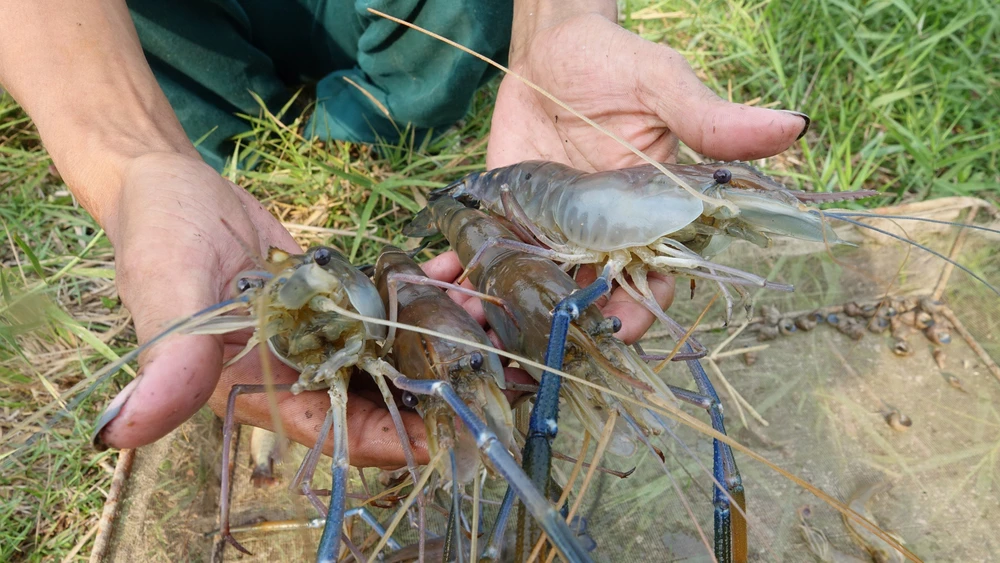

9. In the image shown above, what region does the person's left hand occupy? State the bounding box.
[483,10,810,341]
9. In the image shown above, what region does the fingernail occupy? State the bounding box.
[779,110,811,141]
[91,375,142,450]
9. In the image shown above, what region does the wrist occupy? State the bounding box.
[53,112,198,233]
[509,0,617,65]
[0,1,199,233]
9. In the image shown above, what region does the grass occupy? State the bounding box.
[1,0,998,560]
[626,0,1000,198]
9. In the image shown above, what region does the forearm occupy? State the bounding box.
[0,1,197,228]
[509,0,617,64]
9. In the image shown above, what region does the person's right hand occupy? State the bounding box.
[94,152,430,468]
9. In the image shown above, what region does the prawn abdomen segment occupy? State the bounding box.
[429,197,522,287]
[480,252,606,365]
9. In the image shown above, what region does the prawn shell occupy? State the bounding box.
[372,246,515,474]
[550,167,706,251]
[481,253,607,367]
[466,161,706,252]
[710,187,846,245]
[277,249,387,341]
[373,247,506,390]
[462,160,855,254]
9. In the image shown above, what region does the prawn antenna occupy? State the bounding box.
[821,211,1000,237]
[820,212,1000,298]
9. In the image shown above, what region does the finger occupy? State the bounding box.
[420,250,463,281]
[603,272,676,344]
[459,281,488,327]
[418,251,486,318]
[95,286,228,449]
[640,46,809,161]
[211,342,430,469]
[501,366,537,404]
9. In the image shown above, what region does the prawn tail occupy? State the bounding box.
[402,207,441,238]
[406,172,486,237]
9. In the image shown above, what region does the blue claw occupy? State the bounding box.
[315,453,348,563]
[523,274,613,492]
[392,377,592,563]
[681,347,745,563]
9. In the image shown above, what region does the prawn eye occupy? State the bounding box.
[313,247,333,266]
[236,278,254,293]
[469,352,484,371]
[713,168,732,184]
[610,316,622,333]
[401,391,419,408]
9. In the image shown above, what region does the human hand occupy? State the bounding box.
[93,152,429,468]
[486,10,809,341]
[488,12,809,169]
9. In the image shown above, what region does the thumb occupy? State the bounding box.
[92,156,268,450]
[93,251,229,449]
[641,48,810,161]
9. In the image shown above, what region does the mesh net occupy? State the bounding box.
[91,197,1000,562]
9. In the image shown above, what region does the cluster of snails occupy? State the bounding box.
[753,296,953,357]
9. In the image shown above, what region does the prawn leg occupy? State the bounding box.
[387,374,594,563]
[316,377,351,563]
[444,450,466,563]
[290,411,336,512]
[479,488,516,561]
[522,270,613,494]
[482,479,598,561]
[630,341,746,562]
[219,383,360,560]
[682,349,746,563]
[344,507,401,552]
[219,383,294,555]
[231,383,352,563]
